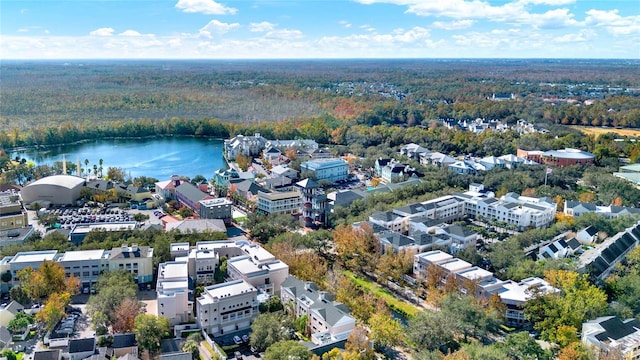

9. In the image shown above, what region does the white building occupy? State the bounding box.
[227,243,289,296]
[256,190,301,216]
[280,276,355,345]
[107,244,154,285]
[196,280,258,337]
[156,261,192,325]
[494,277,558,326]
[224,134,267,160]
[300,158,349,183]
[582,316,640,359]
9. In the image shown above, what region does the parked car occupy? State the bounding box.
[234,351,243,360]
[233,336,242,345]
[242,334,249,343]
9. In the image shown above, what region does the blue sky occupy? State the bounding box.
[1,0,639,59]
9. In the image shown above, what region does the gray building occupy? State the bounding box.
[198,198,233,224]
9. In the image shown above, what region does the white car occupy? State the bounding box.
[233,336,242,345]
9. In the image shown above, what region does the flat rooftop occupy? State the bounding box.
[228,256,288,276]
[416,250,453,264]
[59,249,105,262]
[196,240,237,251]
[10,250,58,264]
[240,244,275,262]
[71,222,137,235]
[201,280,256,303]
[170,242,190,252]
[456,266,493,281]
[158,261,188,280]
[438,258,472,273]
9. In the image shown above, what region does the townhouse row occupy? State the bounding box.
[413,250,558,326]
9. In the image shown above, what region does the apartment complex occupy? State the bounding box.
[156,261,192,325]
[198,198,233,224]
[256,190,301,216]
[196,280,259,336]
[413,250,557,326]
[281,276,356,346]
[300,158,349,184]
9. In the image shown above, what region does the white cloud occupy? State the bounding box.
[120,30,144,37]
[360,25,376,32]
[89,27,115,37]
[175,0,237,15]
[523,8,579,29]
[263,29,304,40]
[432,20,474,30]
[339,20,352,28]
[249,22,276,33]
[554,29,595,43]
[517,0,575,5]
[198,20,240,38]
[585,9,640,35]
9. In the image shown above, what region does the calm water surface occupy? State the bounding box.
[11,137,227,180]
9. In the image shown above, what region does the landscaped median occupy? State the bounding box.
[342,270,420,319]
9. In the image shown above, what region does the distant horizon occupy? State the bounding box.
[2,58,639,62]
[1,0,638,59]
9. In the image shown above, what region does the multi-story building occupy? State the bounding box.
[175,183,211,212]
[582,316,640,359]
[156,261,192,325]
[256,190,301,216]
[196,279,259,337]
[300,158,349,184]
[224,133,267,160]
[0,191,28,232]
[0,250,58,284]
[155,176,187,201]
[58,250,108,291]
[198,198,233,224]
[517,148,595,167]
[280,276,356,345]
[107,244,154,285]
[413,250,557,326]
[227,244,289,296]
[296,179,327,228]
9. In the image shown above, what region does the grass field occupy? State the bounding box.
[571,126,640,138]
[343,270,420,319]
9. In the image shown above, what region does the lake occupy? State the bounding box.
[10,137,228,181]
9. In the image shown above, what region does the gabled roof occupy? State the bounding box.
[113,333,136,349]
[3,300,24,315]
[34,350,60,360]
[567,237,581,250]
[175,183,208,203]
[590,316,640,342]
[296,178,319,189]
[69,338,96,353]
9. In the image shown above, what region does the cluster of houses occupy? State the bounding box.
[158,240,357,351]
[439,118,548,135]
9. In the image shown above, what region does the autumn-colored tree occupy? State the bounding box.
[578,191,595,203]
[37,291,71,331]
[611,196,623,206]
[235,153,251,171]
[521,188,537,196]
[333,224,380,274]
[526,270,608,343]
[556,342,592,360]
[112,298,146,333]
[18,261,79,302]
[376,248,414,284]
[367,312,405,349]
[269,242,327,285]
[285,148,297,161]
[345,326,374,360]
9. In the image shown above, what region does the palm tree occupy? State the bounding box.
[98,159,103,178]
[84,159,89,177]
[93,164,98,177]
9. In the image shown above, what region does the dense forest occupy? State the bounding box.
[1,59,639,149]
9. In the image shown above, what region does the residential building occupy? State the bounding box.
[155,176,186,201]
[377,159,422,184]
[0,301,24,327]
[262,146,282,165]
[495,277,558,326]
[67,338,96,360]
[576,226,599,244]
[301,158,349,184]
[579,222,640,280]
[564,200,640,218]
[537,237,582,260]
[448,160,477,175]
[280,276,356,345]
[399,143,430,160]
[175,183,211,212]
[582,316,640,359]
[198,198,233,224]
[196,280,259,337]
[270,165,299,180]
[69,222,137,246]
[256,190,301,216]
[112,334,138,358]
[166,219,226,234]
[156,261,192,326]
[227,243,289,295]
[224,134,267,160]
[419,152,455,168]
[228,179,268,205]
[107,244,154,285]
[33,350,62,360]
[297,179,327,228]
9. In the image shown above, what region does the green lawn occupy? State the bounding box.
[342,270,420,319]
